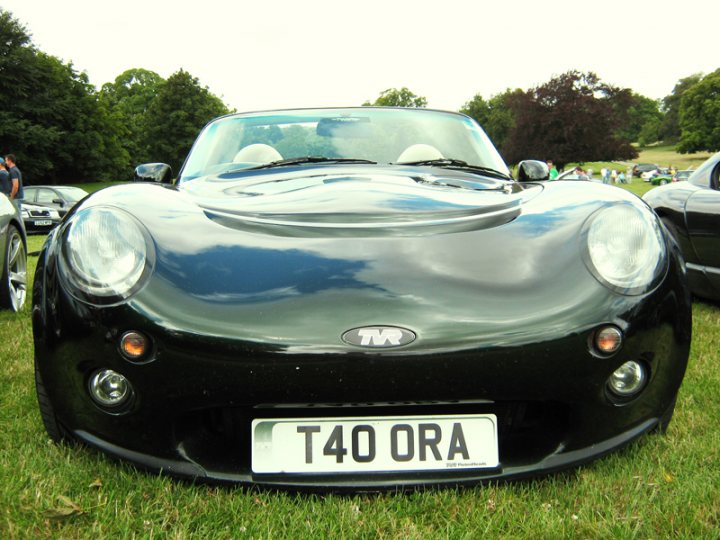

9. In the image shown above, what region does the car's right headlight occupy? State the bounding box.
[582,203,667,295]
[58,206,155,305]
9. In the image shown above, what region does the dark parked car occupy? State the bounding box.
[632,163,659,179]
[20,202,61,234]
[1,194,27,311]
[22,185,88,217]
[33,107,691,491]
[644,152,720,301]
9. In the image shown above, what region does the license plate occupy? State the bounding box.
[34,220,53,226]
[252,414,498,474]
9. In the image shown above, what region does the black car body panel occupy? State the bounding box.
[644,151,720,301]
[33,108,692,490]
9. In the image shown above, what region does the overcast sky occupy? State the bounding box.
[3,0,719,112]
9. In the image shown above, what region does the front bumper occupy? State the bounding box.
[34,292,690,490]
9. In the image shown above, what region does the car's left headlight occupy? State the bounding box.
[582,203,667,295]
[58,206,155,305]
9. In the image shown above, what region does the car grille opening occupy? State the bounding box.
[173,401,571,476]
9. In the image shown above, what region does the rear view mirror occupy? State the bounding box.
[517,160,550,182]
[134,163,173,184]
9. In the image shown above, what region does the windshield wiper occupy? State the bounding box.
[395,158,511,180]
[237,156,377,171]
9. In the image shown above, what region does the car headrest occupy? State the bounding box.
[233,144,283,164]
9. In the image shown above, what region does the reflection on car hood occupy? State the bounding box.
[179,166,540,236]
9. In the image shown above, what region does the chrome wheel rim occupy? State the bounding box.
[7,230,27,311]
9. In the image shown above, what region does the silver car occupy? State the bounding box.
[0,194,27,311]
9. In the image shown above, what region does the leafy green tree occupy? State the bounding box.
[677,69,720,153]
[99,68,165,168]
[0,9,125,183]
[363,87,427,108]
[460,89,521,156]
[606,89,661,143]
[501,71,637,168]
[144,69,231,174]
[638,117,662,147]
[660,73,702,143]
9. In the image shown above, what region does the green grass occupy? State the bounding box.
[1,234,719,538]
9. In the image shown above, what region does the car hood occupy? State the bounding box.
[68,177,651,353]
[177,165,531,236]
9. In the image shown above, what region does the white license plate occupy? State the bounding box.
[251,414,498,474]
[34,220,53,226]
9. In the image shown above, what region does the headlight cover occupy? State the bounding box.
[58,206,155,305]
[582,203,667,295]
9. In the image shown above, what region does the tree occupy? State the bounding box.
[638,117,662,147]
[144,69,231,174]
[0,9,125,183]
[460,89,521,156]
[500,71,637,167]
[660,74,702,143]
[99,68,165,168]
[677,69,720,153]
[363,87,427,108]
[606,89,661,144]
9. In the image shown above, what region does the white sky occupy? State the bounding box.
[3,0,719,112]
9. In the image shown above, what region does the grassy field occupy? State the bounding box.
[2,242,720,538]
[3,156,719,538]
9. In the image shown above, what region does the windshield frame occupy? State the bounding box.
[178,107,510,184]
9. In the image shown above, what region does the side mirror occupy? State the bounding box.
[52,198,65,206]
[517,160,550,182]
[134,163,173,184]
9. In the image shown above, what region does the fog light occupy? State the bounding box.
[595,326,623,355]
[607,361,647,398]
[120,331,149,360]
[88,369,132,408]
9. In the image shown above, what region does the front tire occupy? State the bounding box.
[0,224,27,311]
[35,359,70,443]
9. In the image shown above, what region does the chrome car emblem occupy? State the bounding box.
[342,326,416,348]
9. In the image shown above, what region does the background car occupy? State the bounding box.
[21,203,61,234]
[632,163,659,179]
[33,107,691,490]
[22,185,88,217]
[644,153,720,301]
[0,194,27,312]
[650,174,673,186]
[673,169,694,182]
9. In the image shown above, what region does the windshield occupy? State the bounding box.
[178,108,509,183]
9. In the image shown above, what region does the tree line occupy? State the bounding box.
[366,70,720,170]
[1,8,718,184]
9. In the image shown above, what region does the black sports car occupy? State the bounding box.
[1,194,27,311]
[644,151,720,301]
[33,108,691,490]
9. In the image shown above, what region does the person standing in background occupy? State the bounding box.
[4,154,24,204]
[547,160,559,180]
[0,158,10,197]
